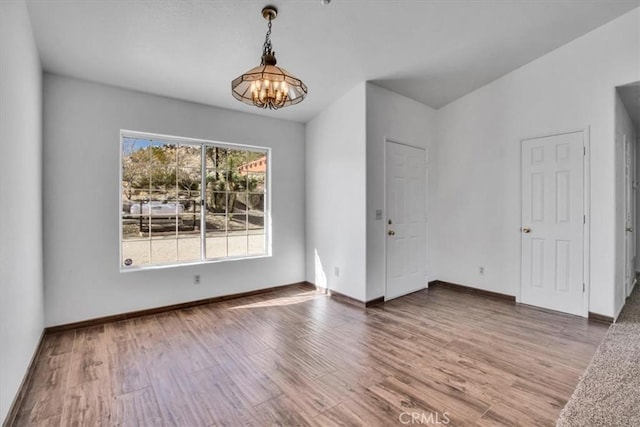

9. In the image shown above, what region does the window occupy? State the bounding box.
[120,131,269,270]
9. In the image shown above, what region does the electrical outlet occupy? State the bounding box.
[479,266,485,275]
[194,274,201,285]
[334,267,340,277]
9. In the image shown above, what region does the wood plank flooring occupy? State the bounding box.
[12,285,608,426]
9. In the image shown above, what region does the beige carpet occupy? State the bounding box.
[556,286,640,426]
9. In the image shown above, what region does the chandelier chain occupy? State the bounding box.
[262,18,273,56]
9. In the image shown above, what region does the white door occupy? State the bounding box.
[521,131,584,316]
[385,141,427,300]
[624,136,636,297]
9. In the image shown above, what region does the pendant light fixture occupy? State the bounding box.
[231,6,307,110]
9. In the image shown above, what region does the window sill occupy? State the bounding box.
[120,253,272,273]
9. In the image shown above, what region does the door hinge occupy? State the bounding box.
[584,147,586,156]
[584,215,586,224]
[583,283,585,292]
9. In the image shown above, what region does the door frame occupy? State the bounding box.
[383,137,429,301]
[622,133,636,300]
[518,127,591,318]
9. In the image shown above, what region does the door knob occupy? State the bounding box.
[388,230,395,236]
[522,227,531,234]
[627,227,634,232]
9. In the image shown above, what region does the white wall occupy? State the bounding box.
[0,0,44,421]
[435,9,640,317]
[615,90,638,316]
[43,74,305,326]
[365,83,437,301]
[305,83,367,301]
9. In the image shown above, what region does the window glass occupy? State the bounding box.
[121,133,268,270]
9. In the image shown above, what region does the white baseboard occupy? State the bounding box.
[629,277,637,298]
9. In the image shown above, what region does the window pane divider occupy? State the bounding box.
[200,144,207,260]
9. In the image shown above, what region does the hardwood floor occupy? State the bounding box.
[12,285,608,426]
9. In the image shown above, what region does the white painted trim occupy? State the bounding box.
[383,137,388,301]
[516,142,526,305]
[518,127,591,318]
[383,137,428,301]
[517,136,523,304]
[629,277,637,298]
[615,297,625,321]
[583,126,591,319]
[620,132,637,302]
[621,133,629,308]
[425,147,430,287]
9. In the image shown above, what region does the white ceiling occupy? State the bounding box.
[25,0,639,123]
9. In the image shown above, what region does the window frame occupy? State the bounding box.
[119,129,272,272]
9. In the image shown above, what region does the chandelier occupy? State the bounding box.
[231,6,307,110]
